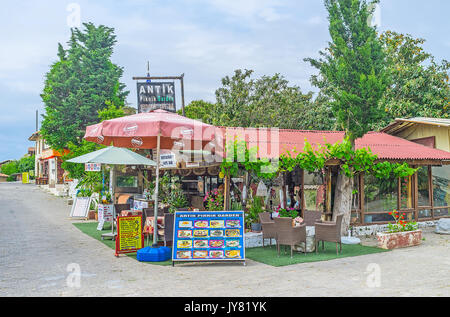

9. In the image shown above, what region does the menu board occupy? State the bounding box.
[115,215,144,257]
[69,196,91,219]
[172,211,245,263]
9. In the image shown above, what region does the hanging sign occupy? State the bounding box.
[115,215,144,256]
[85,163,101,172]
[172,211,246,264]
[137,82,176,113]
[160,151,177,169]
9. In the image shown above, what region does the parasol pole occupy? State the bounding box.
[110,165,115,237]
[152,133,161,247]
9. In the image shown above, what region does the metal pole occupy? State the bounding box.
[180,73,185,116]
[110,166,115,237]
[152,134,161,247]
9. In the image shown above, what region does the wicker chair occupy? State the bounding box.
[303,210,323,226]
[314,214,344,255]
[259,212,276,247]
[274,217,307,258]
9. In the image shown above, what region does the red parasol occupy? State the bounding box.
[84,109,218,247]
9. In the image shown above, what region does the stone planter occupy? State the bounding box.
[376,230,422,250]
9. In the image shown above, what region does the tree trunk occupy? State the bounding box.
[333,169,354,236]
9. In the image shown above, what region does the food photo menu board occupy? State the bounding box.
[172,211,245,264]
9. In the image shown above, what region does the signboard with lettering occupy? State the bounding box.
[85,163,101,172]
[97,204,114,230]
[160,151,177,169]
[115,215,144,256]
[22,172,29,184]
[70,196,91,219]
[137,82,176,113]
[172,211,245,264]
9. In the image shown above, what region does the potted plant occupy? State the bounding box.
[245,196,264,231]
[276,206,298,219]
[203,189,225,211]
[376,210,422,250]
[88,200,97,220]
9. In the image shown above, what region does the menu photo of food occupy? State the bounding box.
[193,250,208,259]
[209,239,225,248]
[225,250,241,259]
[193,240,208,248]
[179,220,193,228]
[226,220,241,228]
[210,229,224,237]
[177,230,193,238]
[177,251,192,259]
[177,240,192,249]
[225,229,241,237]
[194,220,208,228]
[209,250,224,259]
[193,229,209,238]
[209,220,225,228]
[226,239,240,248]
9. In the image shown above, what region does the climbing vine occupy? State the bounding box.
[221,137,417,180]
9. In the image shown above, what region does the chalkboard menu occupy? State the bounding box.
[115,215,144,257]
[172,211,245,264]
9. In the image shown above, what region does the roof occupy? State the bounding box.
[381,117,450,135]
[40,149,70,160]
[216,127,450,161]
[0,173,8,177]
[28,131,40,141]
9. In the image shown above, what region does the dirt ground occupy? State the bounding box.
[0,182,449,297]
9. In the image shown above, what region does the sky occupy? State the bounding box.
[0,0,449,162]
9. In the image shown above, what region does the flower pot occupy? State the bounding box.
[376,229,422,250]
[251,223,262,232]
[88,210,96,220]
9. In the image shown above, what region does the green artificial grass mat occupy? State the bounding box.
[73,222,388,267]
[73,222,172,266]
[245,242,389,267]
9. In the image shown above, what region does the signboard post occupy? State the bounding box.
[115,215,144,257]
[172,211,246,266]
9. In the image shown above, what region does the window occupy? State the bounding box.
[116,176,138,188]
[303,170,325,211]
[432,166,450,208]
[417,166,430,206]
[364,174,398,212]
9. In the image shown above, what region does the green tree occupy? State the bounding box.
[305,0,390,233]
[41,23,129,150]
[376,31,450,128]
[178,100,215,124]
[17,156,35,174]
[1,161,18,176]
[210,69,318,129]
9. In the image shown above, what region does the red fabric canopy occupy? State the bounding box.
[84,109,217,150]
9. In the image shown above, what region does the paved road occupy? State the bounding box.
[0,182,449,297]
